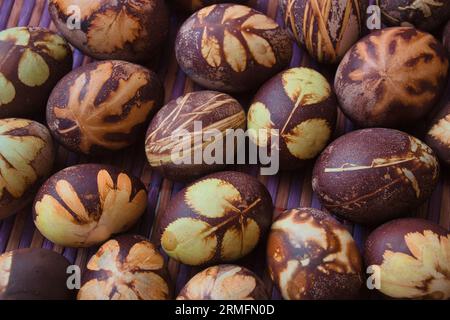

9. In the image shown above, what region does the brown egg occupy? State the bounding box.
[78,235,172,300]
[33,164,147,247]
[267,208,363,300]
[376,0,450,31]
[365,218,450,299]
[0,119,55,220]
[160,171,273,266]
[0,27,72,118]
[48,0,169,62]
[177,265,269,300]
[312,128,440,225]
[444,20,450,56]
[0,248,74,300]
[334,27,449,128]
[280,0,367,64]
[173,0,248,12]
[175,4,292,92]
[145,91,246,181]
[426,100,450,165]
[248,67,337,170]
[47,60,164,155]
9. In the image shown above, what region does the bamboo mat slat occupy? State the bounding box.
[0,0,449,300]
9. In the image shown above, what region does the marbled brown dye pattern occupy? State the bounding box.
[48,0,169,62]
[177,264,269,300]
[376,0,450,31]
[365,218,450,299]
[267,208,363,300]
[335,27,449,128]
[78,235,172,300]
[312,128,440,225]
[175,4,292,92]
[47,60,164,155]
[0,248,74,300]
[159,171,273,266]
[0,119,55,220]
[145,91,245,181]
[0,27,72,118]
[280,0,367,64]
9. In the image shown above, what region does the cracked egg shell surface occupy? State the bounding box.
[48,0,169,62]
[364,218,450,299]
[78,235,172,300]
[334,27,449,129]
[33,164,147,248]
[47,60,164,155]
[160,171,273,266]
[0,27,72,118]
[280,0,367,64]
[376,0,450,31]
[426,100,450,165]
[145,91,246,181]
[0,248,74,300]
[312,128,440,225]
[267,208,363,300]
[0,119,55,220]
[175,4,292,92]
[177,264,269,300]
[248,67,337,170]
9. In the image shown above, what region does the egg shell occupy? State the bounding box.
[48,0,169,62]
[248,67,337,170]
[426,100,450,165]
[177,264,269,300]
[280,0,367,64]
[175,4,292,92]
[78,235,172,300]
[312,128,440,225]
[334,27,449,128]
[145,91,246,181]
[33,164,147,248]
[160,171,274,266]
[0,119,55,220]
[0,248,74,300]
[376,0,450,31]
[267,208,363,300]
[364,218,450,299]
[444,20,450,56]
[0,27,72,118]
[47,60,164,155]
[173,0,248,12]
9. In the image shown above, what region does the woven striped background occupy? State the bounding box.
[0,0,448,299]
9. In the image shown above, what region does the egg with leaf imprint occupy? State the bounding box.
[0,248,74,300]
[33,164,147,248]
[426,100,450,166]
[0,27,72,118]
[173,0,248,12]
[47,60,164,155]
[177,264,269,300]
[160,171,273,266]
[0,119,55,220]
[175,4,292,92]
[48,0,169,62]
[312,128,440,225]
[267,208,364,300]
[365,218,450,299]
[248,67,337,170]
[376,0,450,31]
[78,235,172,300]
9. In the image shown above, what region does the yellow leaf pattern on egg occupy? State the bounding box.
[241,31,276,68]
[201,28,222,67]
[247,101,275,147]
[281,68,331,105]
[223,30,247,72]
[0,73,15,106]
[429,114,450,147]
[0,27,30,45]
[18,49,50,87]
[221,218,260,261]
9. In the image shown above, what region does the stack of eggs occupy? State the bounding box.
[0,0,448,301]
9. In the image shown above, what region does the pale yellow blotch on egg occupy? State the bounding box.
[283,118,331,160]
[0,73,15,106]
[35,34,69,61]
[0,27,30,46]
[0,251,12,293]
[18,49,50,87]
[185,178,242,218]
[429,115,450,147]
[221,218,260,261]
[161,217,218,266]
[281,67,331,105]
[247,101,274,147]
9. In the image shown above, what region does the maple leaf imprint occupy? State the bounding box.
[53,62,154,153]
